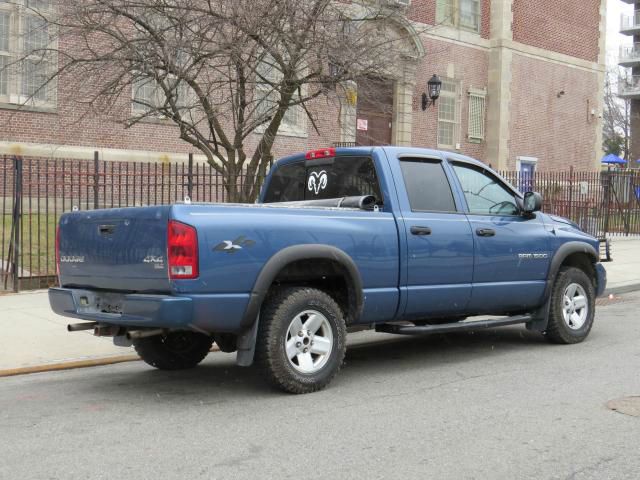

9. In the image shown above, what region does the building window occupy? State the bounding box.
[436,0,481,33]
[437,78,460,150]
[467,88,486,142]
[132,78,160,114]
[132,76,189,117]
[255,54,306,137]
[0,11,9,96]
[0,0,55,107]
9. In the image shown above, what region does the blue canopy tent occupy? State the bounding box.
[601,154,626,165]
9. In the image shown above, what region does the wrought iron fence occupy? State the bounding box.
[499,168,640,239]
[2,154,640,292]
[0,154,263,291]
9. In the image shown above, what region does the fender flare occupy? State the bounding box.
[528,241,598,333]
[239,244,364,329]
[543,241,598,301]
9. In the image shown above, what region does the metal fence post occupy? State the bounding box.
[12,156,22,292]
[93,151,99,209]
[603,170,611,237]
[568,165,574,220]
[187,153,194,199]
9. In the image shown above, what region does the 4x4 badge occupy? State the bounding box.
[213,236,255,254]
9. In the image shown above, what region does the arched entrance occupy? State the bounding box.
[355,76,395,146]
[338,17,424,146]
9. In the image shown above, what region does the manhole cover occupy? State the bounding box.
[606,396,640,417]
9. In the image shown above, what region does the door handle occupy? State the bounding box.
[99,225,116,236]
[410,226,432,236]
[476,228,496,237]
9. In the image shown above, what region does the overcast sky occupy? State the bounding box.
[606,0,634,66]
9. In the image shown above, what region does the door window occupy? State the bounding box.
[400,159,456,212]
[452,163,519,216]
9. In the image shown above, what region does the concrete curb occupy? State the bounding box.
[0,355,140,378]
[606,283,640,296]
[0,346,221,379]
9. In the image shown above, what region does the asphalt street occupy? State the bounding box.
[1,294,639,480]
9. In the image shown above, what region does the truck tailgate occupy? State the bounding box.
[58,206,172,292]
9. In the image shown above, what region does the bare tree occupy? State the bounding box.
[8,0,425,201]
[603,65,631,160]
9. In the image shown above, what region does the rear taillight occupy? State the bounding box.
[167,220,199,280]
[55,224,60,278]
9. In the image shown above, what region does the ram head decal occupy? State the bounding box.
[307,170,328,195]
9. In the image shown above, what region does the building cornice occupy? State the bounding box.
[492,39,605,73]
[0,141,214,165]
[421,25,491,51]
[412,19,605,73]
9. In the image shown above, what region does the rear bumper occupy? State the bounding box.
[49,288,250,332]
[595,263,607,297]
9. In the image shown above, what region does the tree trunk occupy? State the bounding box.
[222,168,264,203]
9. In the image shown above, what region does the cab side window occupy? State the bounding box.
[451,163,519,216]
[400,158,457,212]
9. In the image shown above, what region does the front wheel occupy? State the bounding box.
[255,287,347,394]
[545,266,596,344]
[134,331,213,370]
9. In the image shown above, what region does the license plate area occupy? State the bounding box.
[96,297,123,314]
[73,290,124,316]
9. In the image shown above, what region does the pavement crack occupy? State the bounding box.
[563,456,616,480]
[339,369,517,407]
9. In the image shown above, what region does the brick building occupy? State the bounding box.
[0,0,606,174]
[619,0,640,164]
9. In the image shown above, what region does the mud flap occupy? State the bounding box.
[236,314,259,367]
[526,298,551,333]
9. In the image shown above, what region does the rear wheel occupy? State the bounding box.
[545,266,596,344]
[134,331,213,370]
[255,287,347,394]
[212,333,237,353]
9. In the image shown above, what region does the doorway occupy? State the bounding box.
[355,77,394,146]
[516,156,538,193]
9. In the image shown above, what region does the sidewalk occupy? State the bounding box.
[1,237,639,376]
[0,291,136,373]
[601,236,640,294]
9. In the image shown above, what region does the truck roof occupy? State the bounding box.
[273,146,488,170]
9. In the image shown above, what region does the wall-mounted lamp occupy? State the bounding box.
[421,74,442,110]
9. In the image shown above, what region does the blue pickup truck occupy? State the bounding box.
[50,147,607,393]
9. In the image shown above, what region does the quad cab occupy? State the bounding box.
[51,147,608,393]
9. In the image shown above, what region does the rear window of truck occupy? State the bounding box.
[263,156,382,203]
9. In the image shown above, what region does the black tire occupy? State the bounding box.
[212,333,237,353]
[134,331,213,370]
[254,287,347,394]
[545,266,596,344]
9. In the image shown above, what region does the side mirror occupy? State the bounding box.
[523,191,542,214]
